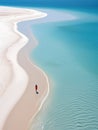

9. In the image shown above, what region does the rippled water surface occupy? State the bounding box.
[30,9,98,130]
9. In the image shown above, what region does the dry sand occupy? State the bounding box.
[0,6,49,130]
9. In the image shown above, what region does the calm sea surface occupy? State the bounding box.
[29,8,98,130]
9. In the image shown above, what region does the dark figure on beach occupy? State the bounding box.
[35,84,39,94]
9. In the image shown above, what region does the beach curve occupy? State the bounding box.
[0,6,49,130]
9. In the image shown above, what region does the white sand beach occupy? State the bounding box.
[0,6,49,130]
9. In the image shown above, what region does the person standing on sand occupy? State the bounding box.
[35,84,39,94]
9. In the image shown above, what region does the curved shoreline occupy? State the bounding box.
[17,11,50,130]
[0,6,49,130]
[3,38,49,130]
[3,21,50,130]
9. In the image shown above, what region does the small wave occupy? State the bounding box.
[42,96,98,130]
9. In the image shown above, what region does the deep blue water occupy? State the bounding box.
[0,0,98,8]
[30,9,98,130]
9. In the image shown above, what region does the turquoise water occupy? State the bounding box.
[0,0,98,8]
[30,9,98,130]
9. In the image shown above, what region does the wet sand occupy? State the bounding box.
[0,6,49,130]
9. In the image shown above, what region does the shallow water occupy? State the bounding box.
[30,9,98,130]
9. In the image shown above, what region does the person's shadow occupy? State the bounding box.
[36,91,39,94]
